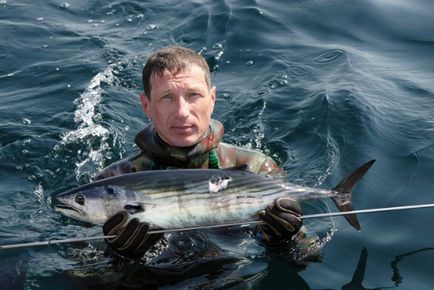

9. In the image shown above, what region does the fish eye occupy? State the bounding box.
[75,194,85,205]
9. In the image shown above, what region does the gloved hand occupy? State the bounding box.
[102,211,163,259]
[257,197,303,246]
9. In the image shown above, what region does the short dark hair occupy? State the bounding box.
[142,46,211,99]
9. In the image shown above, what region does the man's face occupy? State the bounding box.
[140,65,216,147]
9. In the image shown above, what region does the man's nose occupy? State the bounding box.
[174,96,190,117]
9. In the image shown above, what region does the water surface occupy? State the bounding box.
[1,0,434,289]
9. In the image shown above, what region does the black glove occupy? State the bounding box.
[257,197,303,246]
[102,211,163,259]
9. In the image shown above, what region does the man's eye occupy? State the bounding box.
[189,93,201,98]
[161,95,173,100]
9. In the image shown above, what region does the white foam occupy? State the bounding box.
[62,66,113,142]
[59,65,116,179]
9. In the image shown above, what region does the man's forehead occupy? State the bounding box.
[150,65,207,84]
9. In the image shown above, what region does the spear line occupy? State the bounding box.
[2,203,434,250]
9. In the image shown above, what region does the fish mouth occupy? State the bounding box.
[53,201,80,216]
[54,203,77,212]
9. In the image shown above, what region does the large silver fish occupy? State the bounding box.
[54,160,375,231]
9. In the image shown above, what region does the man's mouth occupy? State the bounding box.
[171,125,195,132]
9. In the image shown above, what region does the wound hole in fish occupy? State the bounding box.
[124,204,144,214]
[209,175,232,193]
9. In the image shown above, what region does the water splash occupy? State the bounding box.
[57,65,116,180]
[313,134,340,188]
[249,99,266,150]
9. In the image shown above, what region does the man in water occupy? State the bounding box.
[97,46,303,260]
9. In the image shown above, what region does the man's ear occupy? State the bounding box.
[140,93,152,118]
[210,86,217,111]
[210,86,216,103]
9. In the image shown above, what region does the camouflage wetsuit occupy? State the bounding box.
[95,119,302,261]
[96,119,282,179]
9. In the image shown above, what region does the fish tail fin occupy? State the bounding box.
[331,159,376,231]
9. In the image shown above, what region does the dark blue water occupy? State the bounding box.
[1,0,434,289]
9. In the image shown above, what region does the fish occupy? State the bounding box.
[54,160,375,231]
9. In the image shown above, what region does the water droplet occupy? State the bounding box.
[22,118,31,125]
[67,84,71,88]
[212,43,223,50]
[215,51,223,60]
[198,47,207,54]
[56,67,60,71]
[146,24,157,30]
[27,175,37,181]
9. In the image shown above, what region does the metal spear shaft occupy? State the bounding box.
[2,203,434,250]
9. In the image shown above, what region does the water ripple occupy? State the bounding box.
[311,48,345,64]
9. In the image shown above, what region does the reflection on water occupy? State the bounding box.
[59,245,432,289]
[7,232,431,289]
[390,247,434,287]
[341,248,382,290]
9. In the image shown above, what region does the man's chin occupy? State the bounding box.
[164,134,201,147]
[171,138,199,147]
[165,129,202,147]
